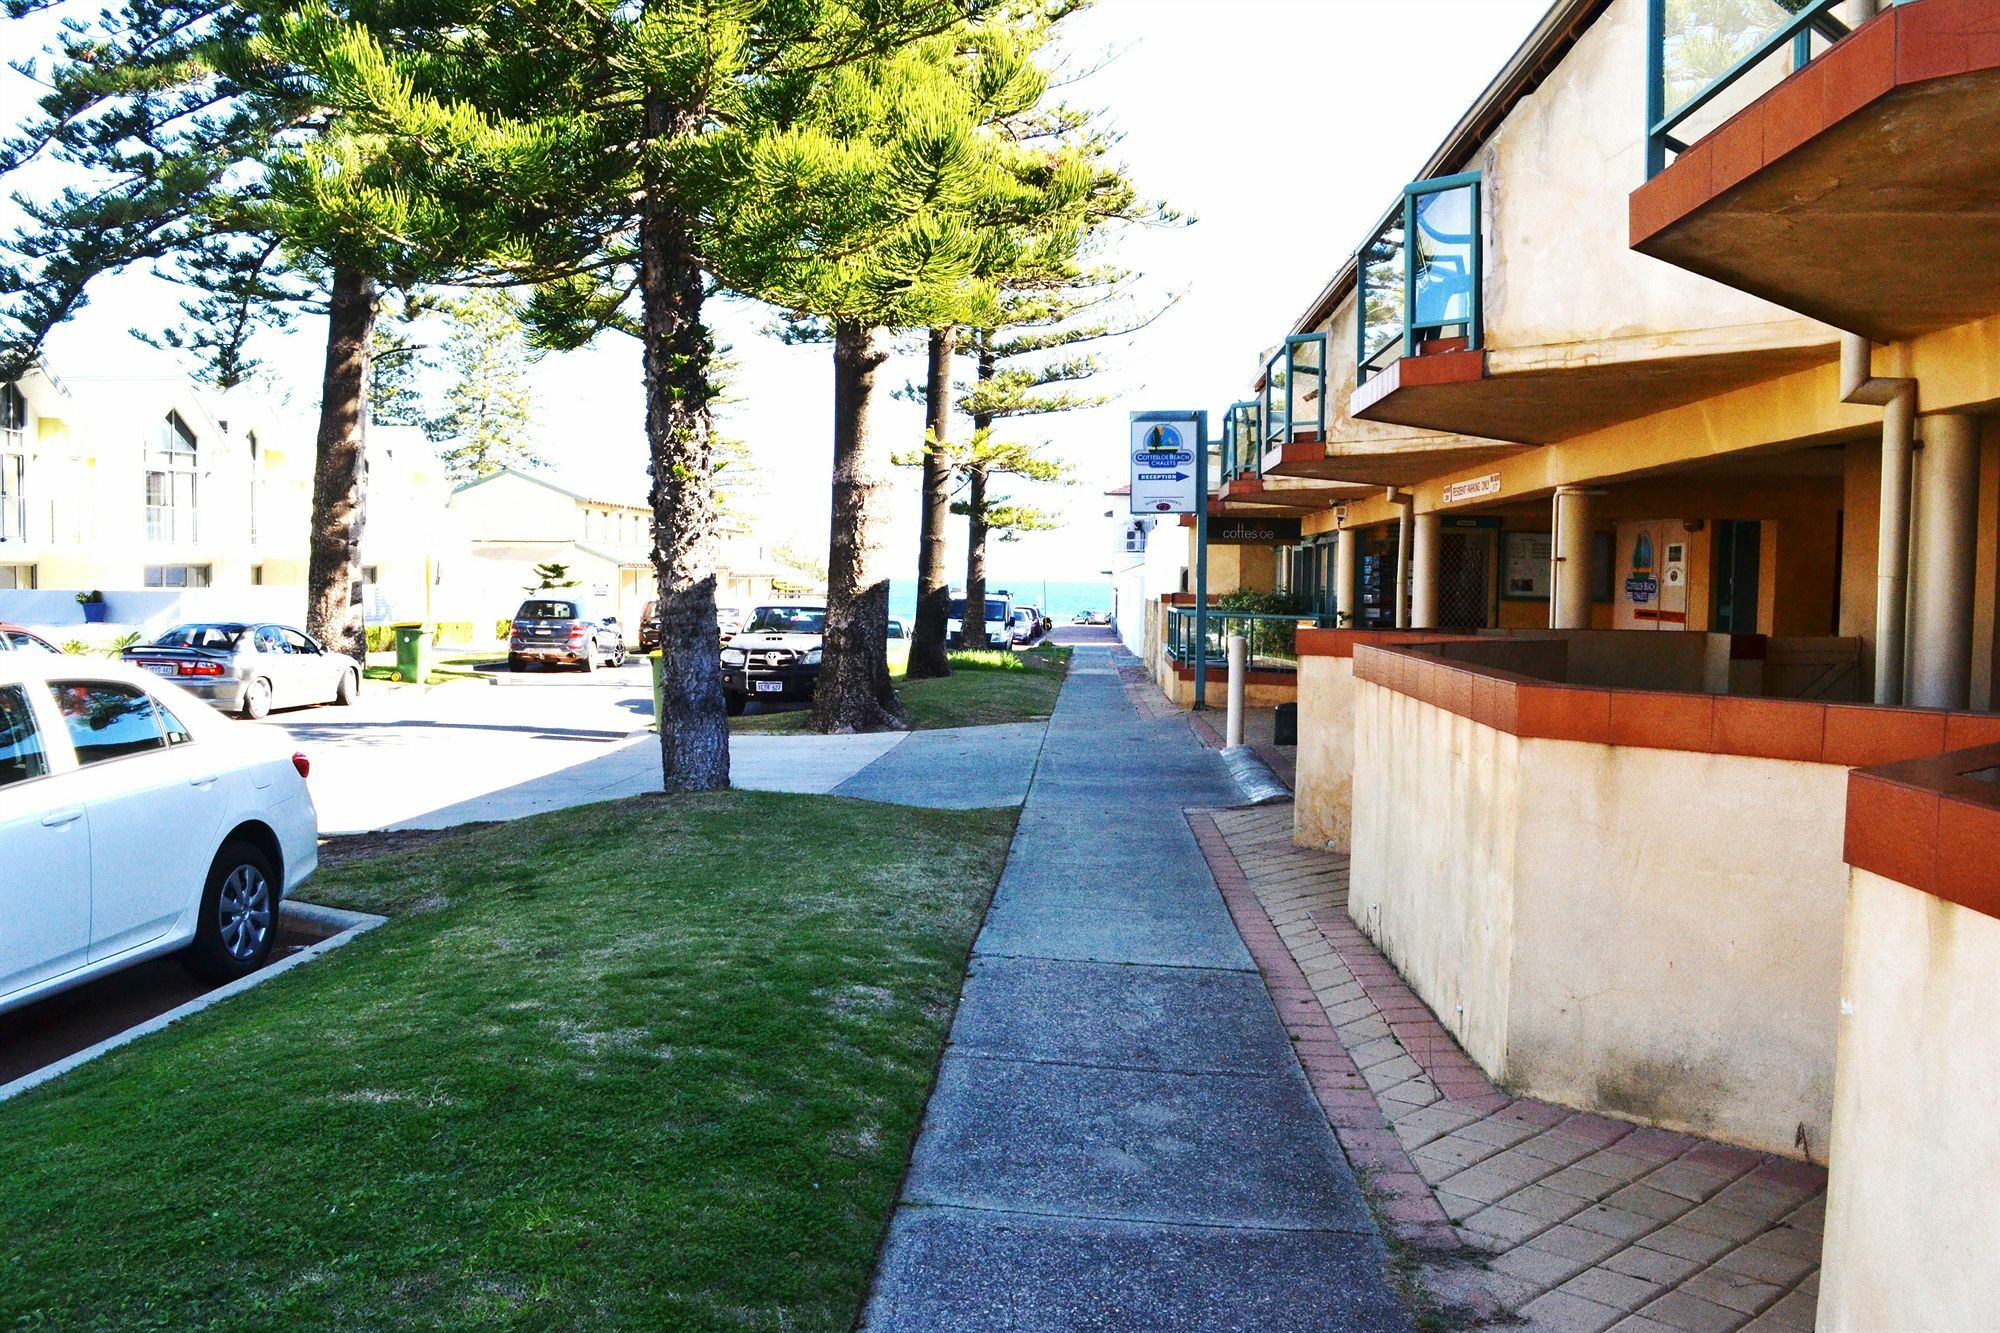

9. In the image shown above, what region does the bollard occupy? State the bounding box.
[1225,633,1247,748]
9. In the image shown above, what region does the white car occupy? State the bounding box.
[0,656,319,1017]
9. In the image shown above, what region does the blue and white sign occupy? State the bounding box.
[1130,416,1200,515]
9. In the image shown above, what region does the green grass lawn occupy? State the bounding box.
[0,792,1015,1329]
[363,652,491,686]
[733,644,1071,735]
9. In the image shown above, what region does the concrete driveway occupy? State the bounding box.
[257,666,1043,833]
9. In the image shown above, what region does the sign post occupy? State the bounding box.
[1129,411,1209,708]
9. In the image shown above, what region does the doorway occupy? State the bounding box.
[1438,528,1497,629]
[1712,520,1762,634]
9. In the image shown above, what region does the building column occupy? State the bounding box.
[1411,512,1441,629]
[1552,487,1599,630]
[1335,526,1358,627]
[1392,491,1414,629]
[1909,414,1981,710]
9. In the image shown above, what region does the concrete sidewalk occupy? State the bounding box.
[862,645,1411,1331]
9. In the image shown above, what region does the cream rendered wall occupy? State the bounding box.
[1473,0,1833,372]
[1350,682,1848,1156]
[1817,868,2000,1330]
[451,472,583,543]
[1349,680,1519,1074]
[1507,739,1846,1156]
[1292,654,1356,852]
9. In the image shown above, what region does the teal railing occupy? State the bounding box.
[1221,400,1261,483]
[1264,333,1329,449]
[1646,0,1853,177]
[1357,173,1482,383]
[1166,606,1320,672]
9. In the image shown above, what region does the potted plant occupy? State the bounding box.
[76,589,106,624]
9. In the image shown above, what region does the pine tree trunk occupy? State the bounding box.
[306,266,376,661]
[906,325,956,681]
[813,320,904,734]
[638,107,730,791]
[960,338,998,651]
[962,462,990,648]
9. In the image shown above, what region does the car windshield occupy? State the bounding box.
[520,600,581,620]
[151,624,245,651]
[746,606,824,634]
[946,599,1011,622]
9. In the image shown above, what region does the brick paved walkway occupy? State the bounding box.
[1192,803,1828,1333]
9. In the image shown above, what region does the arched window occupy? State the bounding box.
[144,411,199,543]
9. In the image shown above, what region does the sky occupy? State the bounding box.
[0,0,1553,584]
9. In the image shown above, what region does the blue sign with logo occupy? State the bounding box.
[1625,575,1659,605]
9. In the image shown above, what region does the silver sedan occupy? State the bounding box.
[123,622,361,719]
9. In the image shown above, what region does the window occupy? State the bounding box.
[4,630,55,654]
[144,564,211,588]
[0,563,35,589]
[361,565,380,585]
[0,684,48,787]
[255,626,291,654]
[251,563,265,586]
[1,383,25,544]
[47,682,170,766]
[144,410,199,543]
[247,430,260,543]
[280,628,317,654]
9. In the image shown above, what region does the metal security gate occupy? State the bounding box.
[1438,528,1496,629]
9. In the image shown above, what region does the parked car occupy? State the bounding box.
[946,593,1012,648]
[720,600,826,715]
[887,618,907,641]
[639,601,746,653]
[0,656,319,1015]
[1008,605,1043,645]
[0,624,60,654]
[639,599,660,653]
[123,623,360,720]
[508,597,627,673]
[1085,610,1113,626]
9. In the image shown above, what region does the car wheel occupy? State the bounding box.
[182,840,279,984]
[335,667,359,705]
[612,644,628,668]
[241,677,273,720]
[508,654,526,672]
[582,647,598,674]
[724,691,748,716]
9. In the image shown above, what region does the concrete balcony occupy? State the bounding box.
[1631,0,2000,342]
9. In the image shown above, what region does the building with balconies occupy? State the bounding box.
[1149,3,2000,1325]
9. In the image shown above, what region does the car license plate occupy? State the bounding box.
[533,628,552,637]
[145,663,176,678]
[754,680,784,694]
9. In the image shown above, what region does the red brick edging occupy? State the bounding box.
[1187,810,1460,1251]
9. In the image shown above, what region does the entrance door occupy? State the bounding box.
[1713,520,1762,635]
[1438,530,1497,629]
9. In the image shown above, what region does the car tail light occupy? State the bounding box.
[180,661,225,677]
[511,621,527,635]
[568,625,587,642]
[291,752,311,779]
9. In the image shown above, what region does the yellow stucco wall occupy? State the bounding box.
[1817,869,2000,1331]
[1349,679,1848,1156]
[1292,654,1356,852]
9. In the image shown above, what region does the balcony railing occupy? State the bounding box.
[1263,333,1328,449]
[1221,400,1261,482]
[1357,174,1483,383]
[1166,605,1322,672]
[1645,0,1853,178]
[0,497,23,544]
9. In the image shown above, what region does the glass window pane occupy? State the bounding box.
[157,702,193,746]
[1360,215,1407,373]
[48,682,167,766]
[0,684,48,786]
[1662,0,1819,118]
[1412,185,1476,332]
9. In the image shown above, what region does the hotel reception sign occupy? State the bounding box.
[1130,415,1200,515]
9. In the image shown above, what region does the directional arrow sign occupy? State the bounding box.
[1129,416,1200,514]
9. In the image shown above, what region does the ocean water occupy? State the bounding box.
[888,577,1111,625]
